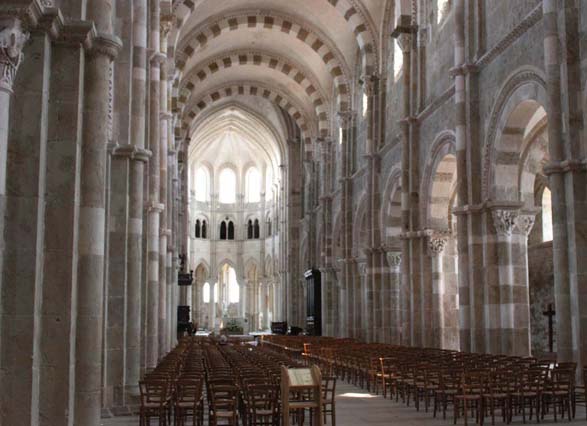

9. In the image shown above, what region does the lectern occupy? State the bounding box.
[280,365,323,426]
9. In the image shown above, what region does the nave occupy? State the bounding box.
[103,336,587,426]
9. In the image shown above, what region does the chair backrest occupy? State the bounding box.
[322,376,337,404]
[175,379,202,404]
[139,380,169,407]
[246,383,279,415]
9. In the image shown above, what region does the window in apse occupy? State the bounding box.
[228,267,239,303]
[542,187,553,242]
[218,168,236,203]
[195,167,209,202]
[202,282,210,303]
[246,167,261,202]
[437,0,451,25]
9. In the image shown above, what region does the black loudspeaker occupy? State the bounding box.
[304,269,322,336]
[177,305,190,324]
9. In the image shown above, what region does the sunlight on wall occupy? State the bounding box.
[542,187,553,242]
[394,39,403,82]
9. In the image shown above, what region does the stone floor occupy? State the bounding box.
[102,381,587,426]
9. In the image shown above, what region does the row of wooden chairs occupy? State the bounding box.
[139,337,207,426]
[264,336,587,425]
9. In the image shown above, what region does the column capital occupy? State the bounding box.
[428,236,447,256]
[87,33,122,60]
[396,33,412,53]
[336,110,356,128]
[386,252,402,268]
[0,18,29,93]
[360,73,379,95]
[491,209,518,236]
[134,147,152,163]
[148,202,165,213]
[514,213,536,237]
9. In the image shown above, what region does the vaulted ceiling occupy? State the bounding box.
[168,0,394,150]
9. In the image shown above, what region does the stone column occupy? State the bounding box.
[337,111,354,339]
[146,0,165,368]
[158,19,171,356]
[386,252,402,344]
[513,214,536,356]
[543,0,587,372]
[75,6,122,424]
[262,283,269,330]
[125,0,150,402]
[208,282,218,331]
[490,208,519,355]
[40,18,99,426]
[429,236,448,348]
[0,19,46,426]
[0,18,28,359]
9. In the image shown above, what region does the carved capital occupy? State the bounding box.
[515,214,536,236]
[360,74,379,96]
[0,18,29,93]
[386,253,402,268]
[336,110,356,128]
[160,19,172,39]
[428,236,447,256]
[492,209,518,236]
[396,33,412,54]
[87,33,122,60]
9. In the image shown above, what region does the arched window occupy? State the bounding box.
[228,267,239,303]
[245,167,261,202]
[195,219,201,238]
[220,221,227,240]
[228,221,235,240]
[195,167,209,202]
[247,220,253,239]
[254,219,260,239]
[362,92,368,117]
[437,0,451,24]
[202,282,210,303]
[542,187,553,242]
[201,220,207,239]
[219,168,236,203]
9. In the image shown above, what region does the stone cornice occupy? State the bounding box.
[543,159,587,176]
[148,202,165,213]
[111,144,152,163]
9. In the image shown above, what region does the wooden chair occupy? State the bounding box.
[433,368,459,420]
[322,376,336,426]
[379,357,397,399]
[174,378,203,426]
[209,384,239,426]
[510,368,546,424]
[245,383,280,426]
[454,371,485,426]
[139,379,171,426]
[542,367,573,422]
[482,371,513,425]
